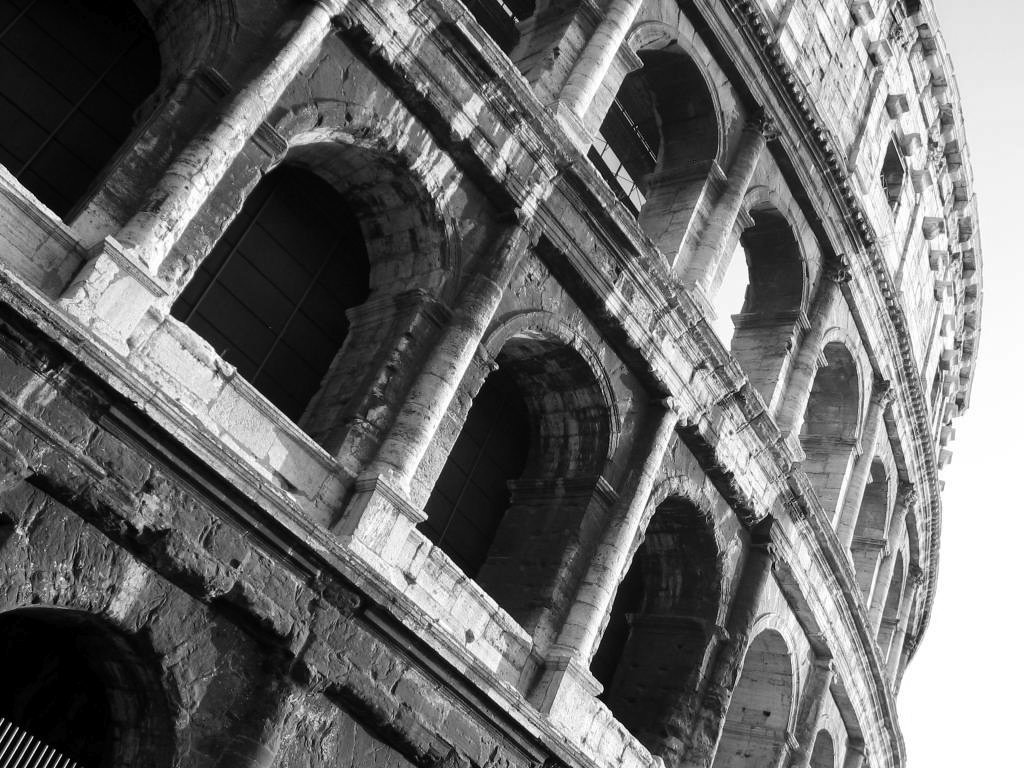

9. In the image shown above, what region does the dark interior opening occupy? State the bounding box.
[590,547,645,696]
[0,612,113,767]
[880,137,906,211]
[463,0,535,53]
[420,366,531,577]
[0,0,160,217]
[172,165,371,422]
[737,209,804,316]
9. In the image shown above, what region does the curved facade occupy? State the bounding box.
[0,1,980,767]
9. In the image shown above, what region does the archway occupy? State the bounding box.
[0,0,161,218]
[849,460,890,599]
[171,164,371,423]
[0,607,172,768]
[422,331,612,633]
[715,208,805,403]
[711,629,794,768]
[589,43,719,261]
[591,496,722,757]
[876,553,905,662]
[800,342,861,516]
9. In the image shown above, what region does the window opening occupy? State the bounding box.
[420,367,530,577]
[590,554,645,696]
[0,0,160,217]
[880,137,906,211]
[172,166,370,422]
[588,95,659,217]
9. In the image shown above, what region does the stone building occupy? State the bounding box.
[0,0,981,766]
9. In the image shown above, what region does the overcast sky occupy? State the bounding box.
[897,1,1018,765]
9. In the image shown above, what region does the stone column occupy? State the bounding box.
[886,567,922,681]
[367,223,534,495]
[554,0,644,129]
[683,114,775,295]
[787,659,835,768]
[775,256,852,436]
[117,0,346,275]
[842,741,866,768]
[547,402,679,664]
[59,0,347,347]
[869,482,916,633]
[836,376,895,548]
[214,679,297,768]
[683,519,776,767]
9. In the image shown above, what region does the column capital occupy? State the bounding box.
[897,479,918,510]
[909,563,925,586]
[747,107,780,140]
[824,253,852,284]
[870,374,896,406]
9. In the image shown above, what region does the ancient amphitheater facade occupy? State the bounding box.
[0,1,980,767]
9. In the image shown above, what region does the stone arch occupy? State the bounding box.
[592,495,725,754]
[800,341,862,516]
[0,0,162,219]
[809,729,836,768]
[0,606,174,768]
[723,201,807,404]
[712,628,797,768]
[588,19,722,261]
[421,316,617,636]
[850,459,890,598]
[876,552,905,660]
[170,96,472,458]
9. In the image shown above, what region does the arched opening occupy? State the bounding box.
[590,44,719,260]
[422,333,612,632]
[850,459,889,599]
[712,629,794,768]
[880,137,906,211]
[714,208,804,403]
[420,367,530,577]
[0,0,160,218]
[800,342,860,516]
[0,608,172,768]
[172,165,371,423]
[591,497,722,758]
[809,730,835,768]
[464,0,536,53]
[876,554,905,661]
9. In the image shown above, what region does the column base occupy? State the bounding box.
[58,236,166,353]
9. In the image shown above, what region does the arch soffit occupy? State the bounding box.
[262,101,468,300]
[741,185,817,309]
[637,480,730,624]
[816,331,869,439]
[736,620,801,731]
[135,0,237,85]
[624,19,728,165]
[481,310,623,461]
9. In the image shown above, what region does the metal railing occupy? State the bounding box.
[0,718,79,768]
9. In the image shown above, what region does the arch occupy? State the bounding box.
[421,325,614,634]
[809,730,836,768]
[876,552,905,660]
[0,607,173,768]
[723,205,806,403]
[850,459,890,598]
[171,164,371,423]
[592,496,724,754]
[590,22,721,261]
[800,342,862,516]
[0,0,161,218]
[712,629,796,768]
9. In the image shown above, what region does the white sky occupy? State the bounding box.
[712,4,1016,763]
[898,2,1020,765]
